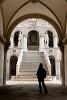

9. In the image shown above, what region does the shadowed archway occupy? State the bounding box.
[49,56,56,76]
[10,55,18,78]
[27,30,39,50]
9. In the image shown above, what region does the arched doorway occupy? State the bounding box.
[27,30,39,50]
[14,31,20,47]
[9,56,18,78]
[47,31,53,47]
[49,56,56,76]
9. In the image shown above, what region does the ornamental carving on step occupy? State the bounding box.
[30,0,39,3]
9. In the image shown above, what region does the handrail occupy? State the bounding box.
[43,49,51,75]
[16,49,23,75]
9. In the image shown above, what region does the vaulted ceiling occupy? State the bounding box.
[0,0,67,40]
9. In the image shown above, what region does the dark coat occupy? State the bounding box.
[37,66,46,81]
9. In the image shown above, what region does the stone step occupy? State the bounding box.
[19,66,48,71]
[22,58,45,61]
[11,75,53,81]
[20,62,47,66]
[23,52,44,57]
[19,51,49,80]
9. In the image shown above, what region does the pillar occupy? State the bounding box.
[63,36,67,85]
[54,35,57,48]
[64,43,67,85]
[56,60,61,80]
[58,41,65,85]
[39,35,44,52]
[23,34,28,51]
[3,40,10,85]
[0,42,4,85]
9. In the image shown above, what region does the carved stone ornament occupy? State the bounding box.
[30,0,39,3]
[49,50,53,53]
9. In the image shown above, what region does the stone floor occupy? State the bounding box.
[0,80,67,100]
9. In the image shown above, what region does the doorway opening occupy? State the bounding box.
[27,30,39,51]
[9,55,18,78]
[49,56,56,76]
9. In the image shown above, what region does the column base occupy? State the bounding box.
[23,49,28,52]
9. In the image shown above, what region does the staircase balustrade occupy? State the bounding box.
[16,49,23,75]
[43,49,51,76]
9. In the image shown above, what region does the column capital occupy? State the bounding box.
[62,36,67,46]
[23,34,28,37]
[58,41,64,52]
[0,33,6,45]
[4,40,11,51]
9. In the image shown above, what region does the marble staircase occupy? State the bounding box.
[15,51,49,81]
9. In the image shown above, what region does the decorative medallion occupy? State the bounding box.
[30,0,39,3]
[13,49,16,53]
[49,50,53,53]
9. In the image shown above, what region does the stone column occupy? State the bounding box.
[0,42,4,86]
[58,41,65,85]
[0,31,6,85]
[56,60,61,80]
[23,34,28,52]
[3,40,10,85]
[63,36,67,86]
[39,35,44,52]
[53,35,57,48]
[64,43,67,86]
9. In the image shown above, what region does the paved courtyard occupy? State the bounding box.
[0,80,67,100]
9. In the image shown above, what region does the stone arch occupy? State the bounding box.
[6,14,62,43]
[49,55,56,76]
[9,55,18,78]
[45,28,57,36]
[12,29,23,36]
[27,30,39,50]
[10,29,23,48]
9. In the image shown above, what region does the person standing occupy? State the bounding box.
[36,63,48,94]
